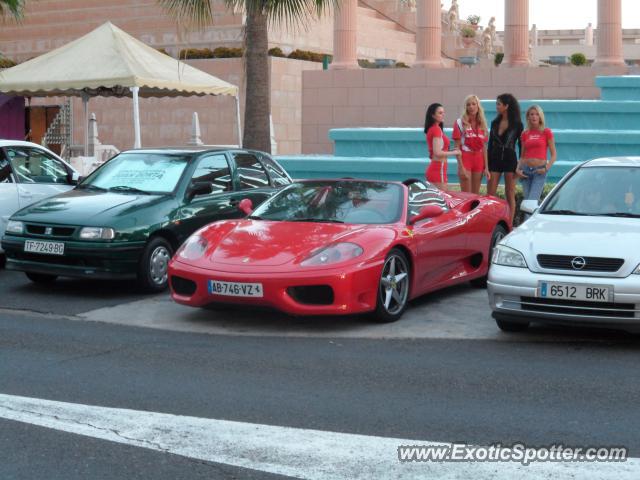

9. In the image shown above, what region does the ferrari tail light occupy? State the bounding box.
[301,242,363,267]
[177,235,208,260]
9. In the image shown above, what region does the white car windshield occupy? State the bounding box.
[542,166,640,218]
[80,153,190,194]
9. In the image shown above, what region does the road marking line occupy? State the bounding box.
[0,393,637,479]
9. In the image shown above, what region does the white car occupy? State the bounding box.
[488,157,640,333]
[0,140,78,254]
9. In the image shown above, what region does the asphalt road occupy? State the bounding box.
[1,263,640,478]
[0,267,152,316]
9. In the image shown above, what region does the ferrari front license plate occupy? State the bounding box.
[24,240,65,256]
[208,280,264,298]
[538,282,612,302]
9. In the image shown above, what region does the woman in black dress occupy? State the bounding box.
[487,93,523,224]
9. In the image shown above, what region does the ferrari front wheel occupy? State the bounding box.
[373,248,410,323]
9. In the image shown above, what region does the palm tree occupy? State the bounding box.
[159,0,338,153]
[0,0,24,19]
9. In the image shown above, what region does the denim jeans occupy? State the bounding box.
[521,165,547,202]
[521,165,547,220]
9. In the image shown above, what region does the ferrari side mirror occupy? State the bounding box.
[238,198,253,215]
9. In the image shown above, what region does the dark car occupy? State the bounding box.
[1,147,292,291]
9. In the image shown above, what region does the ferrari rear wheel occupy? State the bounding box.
[470,224,508,288]
[373,248,410,323]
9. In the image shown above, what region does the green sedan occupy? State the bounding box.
[1,148,291,291]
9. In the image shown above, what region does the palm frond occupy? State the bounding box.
[158,0,214,28]
[224,0,339,29]
[0,0,25,20]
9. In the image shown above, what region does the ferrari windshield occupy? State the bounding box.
[251,181,404,224]
[80,152,190,194]
[542,166,640,217]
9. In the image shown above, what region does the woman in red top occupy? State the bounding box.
[424,103,461,191]
[516,105,557,206]
[452,94,490,194]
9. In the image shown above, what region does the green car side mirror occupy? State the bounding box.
[186,181,213,202]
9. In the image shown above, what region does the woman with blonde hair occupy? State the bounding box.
[516,105,557,210]
[452,94,490,194]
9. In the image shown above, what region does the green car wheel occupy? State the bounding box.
[137,237,173,292]
[25,272,58,284]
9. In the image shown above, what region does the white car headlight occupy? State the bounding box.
[301,242,363,267]
[492,245,528,268]
[633,264,640,275]
[79,227,115,240]
[5,220,24,234]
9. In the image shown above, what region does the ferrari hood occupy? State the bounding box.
[205,220,369,267]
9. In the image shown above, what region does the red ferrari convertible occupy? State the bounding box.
[168,179,510,322]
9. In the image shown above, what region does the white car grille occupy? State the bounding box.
[537,255,624,273]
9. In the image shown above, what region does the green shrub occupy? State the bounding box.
[395,61,410,68]
[494,52,504,66]
[156,48,170,56]
[570,52,587,66]
[178,47,243,60]
[467,14,481,25]
[475,182,555,226]
[212,47,243,58]
[268,47,286,57]
[460,26,476,38]
[288,49,325,62]
[357,58,375,68]
[0,57,17,68]
[179,48,213,59]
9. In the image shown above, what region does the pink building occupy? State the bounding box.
[0,0,631,155]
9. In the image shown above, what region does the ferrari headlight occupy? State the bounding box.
[301,242,363,267]
[6,220,24,234]
[79,227,115,240]
[491,245,527,268]
[177,235,208,260]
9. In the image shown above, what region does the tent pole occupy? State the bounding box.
[235,95,242,148]
[131,86,141,148]
[83,95,89,156]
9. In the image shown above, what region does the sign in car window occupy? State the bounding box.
[86,153,189,193]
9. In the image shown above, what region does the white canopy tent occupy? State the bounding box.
[0,22,242,152]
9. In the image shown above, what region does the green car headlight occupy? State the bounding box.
[79,227,116,240]
[5,220,24,234]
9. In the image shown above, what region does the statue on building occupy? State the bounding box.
[447,0,459,32]
[487,16,497,43]
[398,0,416,10]
[481,26,493,56]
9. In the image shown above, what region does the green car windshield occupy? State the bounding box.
[80,153,190,194]
[250,181,403,224]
